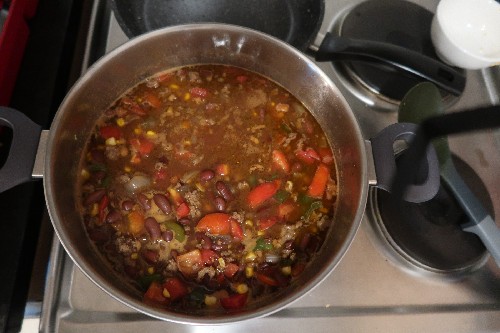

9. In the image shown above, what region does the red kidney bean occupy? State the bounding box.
[199,169,215,182]
[214,196,226,211]
[153,193,171,214]
[162,230,173,242]
[283,239,294,250]
[121,200,134,211]
[84,189,106,206]
[90,149,105,163]
[170,249,178,260]
[105,209,122,224]
[178,218,191,226]
[143,249,159,264]
[144,217,161,240]
[137,193,151,210]
[201,234,212,250]
[216,181,233,201]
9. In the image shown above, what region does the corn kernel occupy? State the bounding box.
[195,182,205,192]
[81,169,90,180]
[257,230,265,236]
[183,92,191,101]
[146,130,157,138]
[245,220,253,227]
[147,267,155,275]
[134,128,142,135]
[90,203,99,217]
[162,288,171,298]
[204,295,217,306]
[218,258,226,268]
[116,118,125,127]
[281,266,292,275]
[249,136,259,144]
[169,83,179,90]
[105,137,117,146]
[165,106,174,116]
[245,265,254,278]
[245,252,256,262]
[320,207,329,214]
[130,253,138,260]
[236,283,248,294]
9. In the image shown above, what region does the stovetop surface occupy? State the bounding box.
[39,0,500,332]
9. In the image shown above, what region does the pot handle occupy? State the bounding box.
[0,106,42,192]
[314,34,466,96]
[370,122,440,203]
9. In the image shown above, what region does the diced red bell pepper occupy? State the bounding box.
[272,150,290,173]
[196,213,232,235]
[130,138,155,156]
[318,147,334,164]
[247,181,280,209]
[99,125,122,139]
[122,97,147,116]
[255,272,279,286]
[307,163,330,198]
[163,277,188,301]
[220,292,248,310]
[278,202,296,220]
[176,202,190,219]
[143,281,169,306]
[223,262,240,278]
[143,92,162,108]
[189,87,209,98]
[257,216,279,231]
[230,220,244,240]
[98,194,109,224]
[295,147,320,165]
[200,249,218,266]
[236,75,248,83]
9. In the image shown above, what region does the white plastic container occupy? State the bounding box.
[431,0,500,69]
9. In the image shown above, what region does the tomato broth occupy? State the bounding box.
[78,64,338,314]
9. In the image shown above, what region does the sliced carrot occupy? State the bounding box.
[196,213,232,235]
[272,150,290,173]
[257,216,279,231]
[230,220,244,240]
[143,92,162,108]
[127,211,145,236]
[247,181,280,209]
[307,163,330,198]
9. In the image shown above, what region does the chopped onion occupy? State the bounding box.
[125,175,151,193]
[264,253,280,264]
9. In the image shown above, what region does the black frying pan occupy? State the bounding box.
[109,0,465,96]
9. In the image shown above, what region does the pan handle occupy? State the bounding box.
[314,34,466,96]
[0,106,42,192]
[369,122,440,203]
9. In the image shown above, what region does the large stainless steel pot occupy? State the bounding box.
[0,24,439,324]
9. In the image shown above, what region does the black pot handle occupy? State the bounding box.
[0,106,42,192]
[314,34,466,96]
[370,122,440,203]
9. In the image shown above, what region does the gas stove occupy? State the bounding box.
[38,0,500,332]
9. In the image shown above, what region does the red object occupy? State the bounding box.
[196,213,232,235]
[307,163,330,198]
[163,277,188,301]
[0,0,40,105]
[247,181,280,209]
[272,150,290,173]
[99,125,122,139]
[220,292,247,310]
[257,216,279,231]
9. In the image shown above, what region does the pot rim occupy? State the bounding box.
[44,23,369,324]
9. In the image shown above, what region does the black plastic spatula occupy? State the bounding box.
[398,82,500,267]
